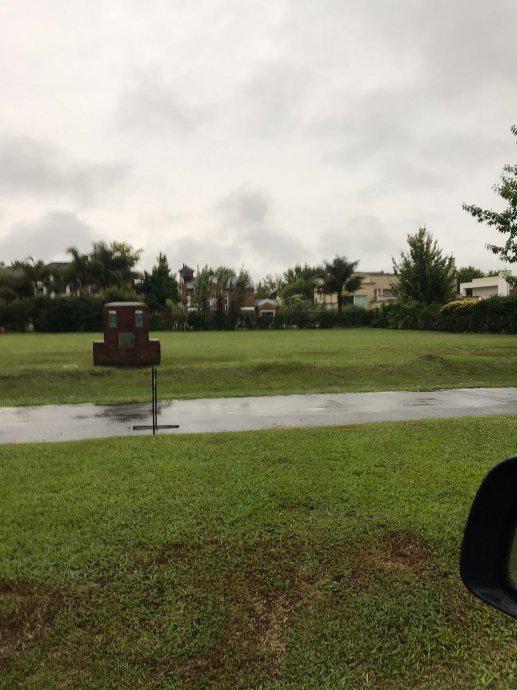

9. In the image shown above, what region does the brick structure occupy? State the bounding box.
[93,302,160,366]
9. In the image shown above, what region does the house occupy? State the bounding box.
[459,274,515,300]
[314,272,398,310]
[178,264,196,309]
[177,264,279,318]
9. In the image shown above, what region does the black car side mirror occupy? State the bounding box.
[461,455,517,618]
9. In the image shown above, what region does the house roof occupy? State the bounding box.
[179,264,194,276]
[255,298,279,306]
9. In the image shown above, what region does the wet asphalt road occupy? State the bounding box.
[0,387,515,444]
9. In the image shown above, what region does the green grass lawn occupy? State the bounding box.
[0,328,516,406]
[1,416,517,688]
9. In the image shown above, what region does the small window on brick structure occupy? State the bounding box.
[134,310,144,328]
[108,310,117,328]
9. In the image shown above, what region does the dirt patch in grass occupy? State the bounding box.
[360,531,431,576]
[0,580,63,670]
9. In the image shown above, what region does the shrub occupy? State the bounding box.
[0,298,33,331]
[371,296,517,334]
[32,296,104,332]
[149,312,171,331]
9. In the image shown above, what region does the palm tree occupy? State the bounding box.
[319,256,362,313]
[281,264,323,301]
[66,247,91,293]
[10,257,50,297]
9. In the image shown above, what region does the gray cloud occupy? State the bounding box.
[320,216,400,270]
[241,61,314,137]
[217,188,307,268]
[0,1,515,274]
[117,74,208,135]
[0,210,97,263]
[0,135,128,205]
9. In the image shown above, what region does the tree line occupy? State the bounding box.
[1,123,516,314]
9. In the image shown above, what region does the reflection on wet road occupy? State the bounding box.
[0,387,515,445]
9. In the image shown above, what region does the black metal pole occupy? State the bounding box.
[152,366,157,434]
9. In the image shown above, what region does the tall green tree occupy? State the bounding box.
[230,269,253,318]
[87,241,142,291]
[281,264,323,302]
[319,256,362,313]
[66,247,91,293]
[392,227,456,304]
[212,266,235,314]
[456,266,485,289]
[255,274,283,299]
[10,257,50,297]
[463,125,517,263]
[191,266,215,315]
[139,253,178,310]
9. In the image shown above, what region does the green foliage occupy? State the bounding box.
[255,273,282,299]
[0,298,33,331]
[66,241,142,293]
[463,125,517,263]
[393,227,456,304]
[138,253,178,310]
[456,265,485,287]
[319,256,362,312]
[31,296,104,332]
[230,268,253,317]
[281,264,323,301]
[190,265,214,315]
[372,296,517,333]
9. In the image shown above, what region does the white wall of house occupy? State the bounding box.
[459,276,511,299]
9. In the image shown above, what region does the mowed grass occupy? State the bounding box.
[1,417,517,688]
[0,328,516,406]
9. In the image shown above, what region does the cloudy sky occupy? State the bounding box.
[0,0,516,278]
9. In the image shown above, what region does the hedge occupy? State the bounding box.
[371,296,517,334]
[0,295,515,333]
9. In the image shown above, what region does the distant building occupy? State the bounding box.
[314,272,398,310]
[178,264,196,309]
[459,275,515,300]
[177,264,279,317]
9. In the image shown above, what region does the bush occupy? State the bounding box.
[149,312,171,331]
[32,296,104,332]
[371,296,517,334]
[0,298,33,331]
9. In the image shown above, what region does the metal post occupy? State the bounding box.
[133,366,179,434]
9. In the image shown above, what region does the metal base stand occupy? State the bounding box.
[133,366,179,435]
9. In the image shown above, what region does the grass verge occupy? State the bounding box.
[1,416,517,688]
[0,328,516,406]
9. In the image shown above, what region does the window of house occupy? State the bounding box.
[354,295,367,308]
[108,310,117,328]
[134,310,143,328]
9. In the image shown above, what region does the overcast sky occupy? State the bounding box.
[0,0,516,278]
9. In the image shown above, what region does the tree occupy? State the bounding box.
[139,253,178,310]
[87,241,142,291]
[230,269,253,319]
[281,264,323,302]
[212,266,235,315]
[191,266,214,315]
[463,125,517,263]
[392,227,456,304]
[456,266,485,289]
[10,257,50,297]
[255,274,283,299]
[66,247,91,293]
[319,256,362,313]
